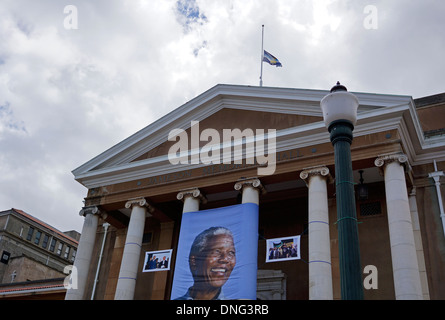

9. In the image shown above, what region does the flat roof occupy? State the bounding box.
[414,92,445,108]
[1,208,79,245]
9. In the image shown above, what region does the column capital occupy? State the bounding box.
[300,166,332,185]
[177,188,207,204]
[375,152,408,168]
[234,177,266,195]
[375,152,410,175]
[79,205,100,217]
[125,197,155,213]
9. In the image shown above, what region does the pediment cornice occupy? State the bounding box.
[73,84,445,189]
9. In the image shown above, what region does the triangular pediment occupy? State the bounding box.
[73,84,328,176]
[131,108,322,163]
[73,83,434,189]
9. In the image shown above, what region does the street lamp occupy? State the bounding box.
[320,82,364,300]
[357,170,369,201]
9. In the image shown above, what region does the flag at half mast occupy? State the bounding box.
[263,50,282,67]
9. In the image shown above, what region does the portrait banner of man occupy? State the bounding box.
[170,203,259,300]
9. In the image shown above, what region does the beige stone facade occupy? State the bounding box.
[70,85,445,300]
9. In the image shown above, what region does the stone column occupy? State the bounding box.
[408,187,430,300]
[65,206,101,300]
[375,153,423,300]
[300,166,333,300]
[428,161,445,238]
[114,197,152,300]
[177,188,206,213]
[234,178,265,205]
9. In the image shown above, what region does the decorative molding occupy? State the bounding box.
[125,197,155,213]
[72,85,445,189]
[79,206,100,217]
[300,166,332,185]
[176,188,207,204]
[375,152,411,175]
[79,206,106,226]
[234,177,266,195]
[375,152,408,167]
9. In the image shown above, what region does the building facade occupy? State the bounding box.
[0,208,79,299]
[70,84,445,300]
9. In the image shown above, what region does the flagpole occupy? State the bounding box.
[259,24,264,87]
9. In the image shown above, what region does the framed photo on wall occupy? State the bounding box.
[265,235,300,263]
[142,249,173,272]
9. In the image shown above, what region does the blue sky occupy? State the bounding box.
[0,0,444,232]
[176,0,207,25]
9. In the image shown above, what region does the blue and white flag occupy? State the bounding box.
[171,203,259,300]
[263,50,282,67]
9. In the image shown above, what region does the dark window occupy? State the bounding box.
[49,238,56,252]
[34,231,42,245]
[142,232,152,244]
[26,227,34,241]
[42,234,49,249]
[359,201,382,217]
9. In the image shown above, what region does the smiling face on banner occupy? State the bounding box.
[189,229,236,295]
[171,203,259,300]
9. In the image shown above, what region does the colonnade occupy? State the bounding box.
[66,152,427,300]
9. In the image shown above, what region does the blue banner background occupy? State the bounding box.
[171,203,259,300]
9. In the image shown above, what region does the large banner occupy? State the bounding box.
[171,203,259,300]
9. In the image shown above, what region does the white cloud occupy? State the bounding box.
[0,0,444,232]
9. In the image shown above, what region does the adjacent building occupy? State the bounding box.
[0,208,79,299]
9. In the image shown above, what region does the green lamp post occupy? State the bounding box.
[321,82,364,300]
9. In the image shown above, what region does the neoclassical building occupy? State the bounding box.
[68,84,445,300]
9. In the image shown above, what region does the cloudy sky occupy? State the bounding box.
[0,0,444,233]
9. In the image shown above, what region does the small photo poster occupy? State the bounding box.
[143,249,172,272]
[265,235,300,263]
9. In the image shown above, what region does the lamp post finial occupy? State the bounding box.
[330,81,347,93]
